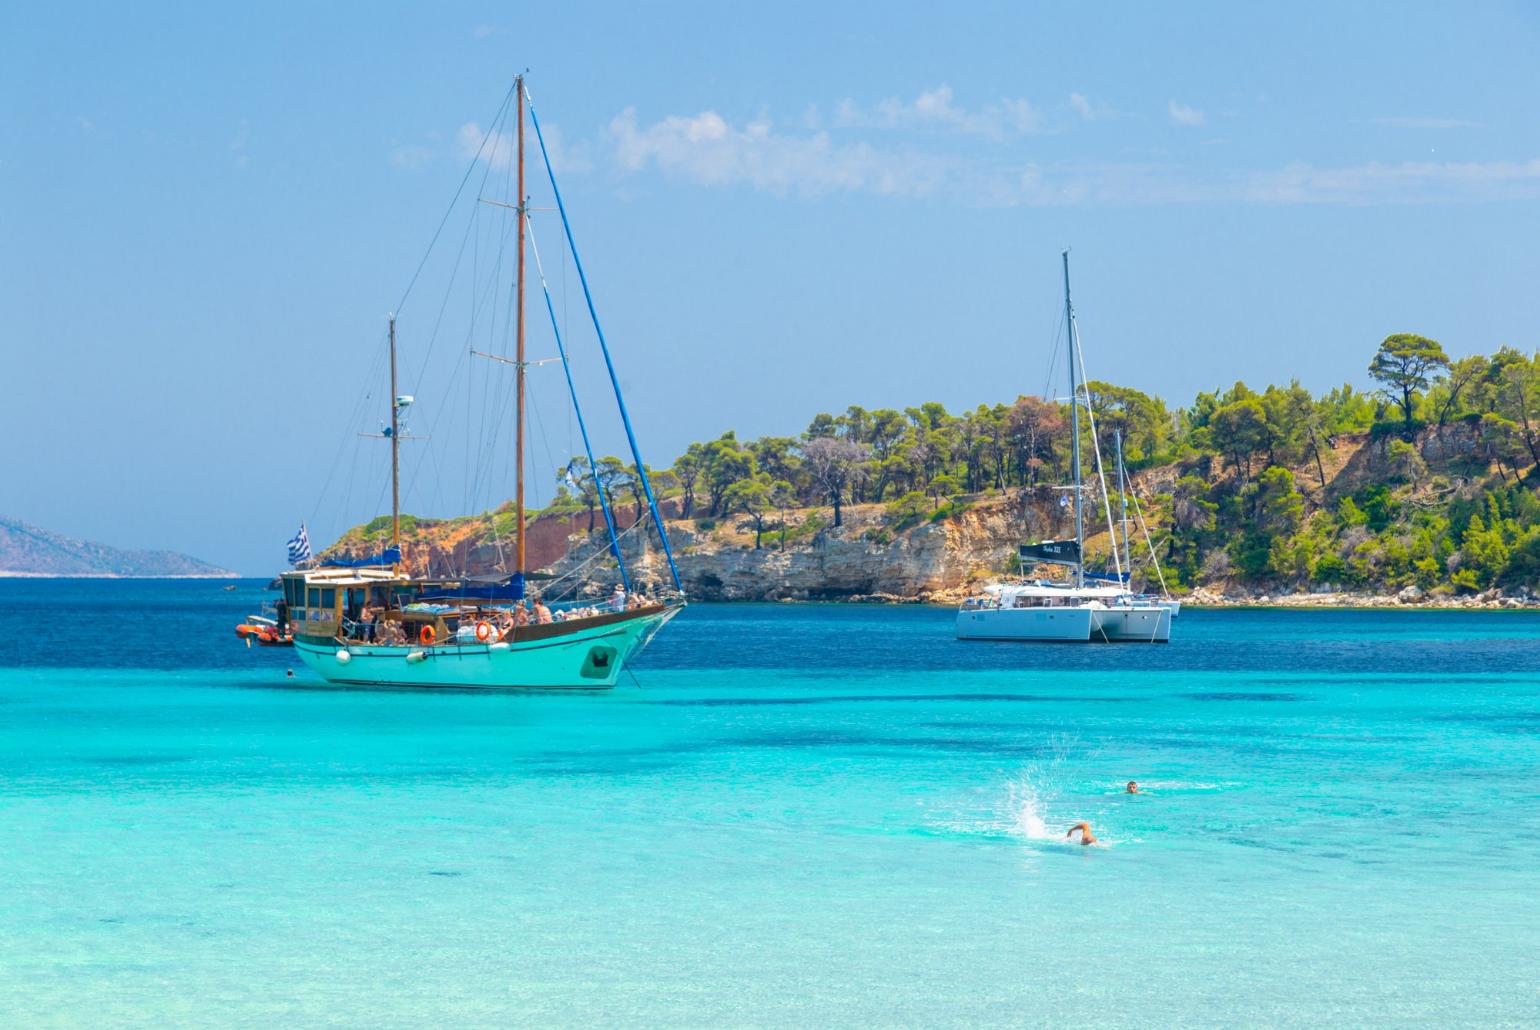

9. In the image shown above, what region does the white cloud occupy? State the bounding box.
[390,144,433,169]
[1167,100,1205,127]
[458,120,591,175]
[1068,93,1096,121]
[1246,158,1540,204]
[835,85,1043,139]
[608,108,953,198]
[472,24,496,39]
[1372,116,1483,130]
[605,105,1540,208]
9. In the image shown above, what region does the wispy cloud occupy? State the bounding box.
[1245,158,1540,204]
[1167,100,1205,127]
[472,24,497,39]
[834,85,1043,139]
[1372,116,1483,130]
[604,106,1540,207]
[609,108,952,197]
[1068,93,1097,121]
[390,144,433,169]
[458,120,592,174]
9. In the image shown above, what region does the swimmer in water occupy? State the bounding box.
[1126,781,1141,794]
[1066,822,1097,846]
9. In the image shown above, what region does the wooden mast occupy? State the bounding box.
[389,315,401,573]
[514,74,527,588]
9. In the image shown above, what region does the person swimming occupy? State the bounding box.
[1126,781,1141,794]
[1066,822,1097,845]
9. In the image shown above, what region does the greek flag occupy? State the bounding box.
[287,524,312,566]
[560,459,583,494]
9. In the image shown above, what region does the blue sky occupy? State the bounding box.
[3,2,1538,573]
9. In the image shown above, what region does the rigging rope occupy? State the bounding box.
[1127,488,1172,598]
[525,84,682,593]
[539,512,655,599]
[527,217,631,592]
[394,84,516,321]
[1071,314,1125,581]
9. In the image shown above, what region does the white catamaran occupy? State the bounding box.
[280,76,683,688]
[956,252,1173,644]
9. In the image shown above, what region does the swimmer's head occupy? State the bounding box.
[1126,781,1138,793]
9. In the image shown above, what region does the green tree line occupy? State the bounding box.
[555,334,1540,593]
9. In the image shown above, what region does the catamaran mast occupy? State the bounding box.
[1116,428,1129,588]
[1062,251,1084,588]
[389,314,401,572]
[514,73,527,591]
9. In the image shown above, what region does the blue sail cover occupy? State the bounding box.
[419,573,525,602]
[322,546,402,568]
[1084,570,1129,586]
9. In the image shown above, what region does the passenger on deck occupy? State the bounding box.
[533,597,553,625]
[609,586,626,611]
[514,602,530,627]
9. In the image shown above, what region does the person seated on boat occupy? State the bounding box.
[513,601,530,627]
[532,596,553,625]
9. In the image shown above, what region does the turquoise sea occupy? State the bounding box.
[3,580,1539,1026]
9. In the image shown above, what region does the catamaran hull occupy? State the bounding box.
[292,606,679,689]
[955,607,1096,642]
[1090,606,1172,642]
[955,604,1171,643]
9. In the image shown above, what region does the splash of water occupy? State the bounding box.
[1003,744,1076,841]
[1008,777,1052,839]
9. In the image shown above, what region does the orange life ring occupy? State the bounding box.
[475,621,492,642]
[419,624,436,645]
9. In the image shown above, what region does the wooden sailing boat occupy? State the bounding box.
[279,76,684,688]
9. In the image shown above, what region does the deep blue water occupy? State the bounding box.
[3,580,1539,1025]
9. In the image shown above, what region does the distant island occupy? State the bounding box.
[0,517,237,578]
[323,334,1540,607]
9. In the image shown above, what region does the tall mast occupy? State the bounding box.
[1062,251,1084,588]
[514,74,527,588]
[1116,428,1129,588]
[389,315,401,572]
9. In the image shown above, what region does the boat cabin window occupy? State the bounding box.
[283,578,305,607]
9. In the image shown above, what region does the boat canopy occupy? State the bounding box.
[984,582,1127,601]
[321,546,402,569]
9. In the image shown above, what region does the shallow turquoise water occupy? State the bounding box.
[3,581,1539,1026]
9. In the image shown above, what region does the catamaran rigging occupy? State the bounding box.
[955,251,1173,643]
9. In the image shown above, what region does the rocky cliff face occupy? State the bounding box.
[536,490,1089,603]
